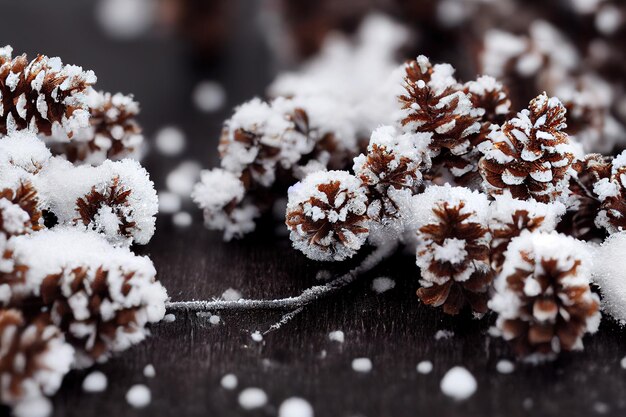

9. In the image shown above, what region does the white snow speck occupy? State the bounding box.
[96,0,154,40]
[621,356,626,369]
[222,288,242,301]
[143,364,156,378]
[221,374,238,390]
[496,360,515,374]
[328,330,345,343]
[278,397,314,417]
[163,313,175,323]
[251,331,263,342]
[593,402,610,414]
[371,277,396,293]
[82,371,108,393]
[416,361,433,374]
[209,315,221,325]
[523,398,534,410]
[172,211,193,228]
[154,126,186,156]
[158,191,182,214]
[351,358,372,373]
[238,388,268,410]
[193,81,226,113]
[435,330,454,340]
[13,396,52,417]
[126,384,151,409]
[440,366,477,401]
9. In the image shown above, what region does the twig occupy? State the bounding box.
[262,307,304,335]
[165,242,397,313]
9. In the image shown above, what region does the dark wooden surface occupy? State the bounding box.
[2,1,626,416]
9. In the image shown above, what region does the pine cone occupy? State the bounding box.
[0,179,43,237]
[0,131,52,174]
[479,93,575,203]
[465,75,512,126]
[594,151,626,234]
[0,309,74,407]
[48,91,143,164]
[414,185,492,316]
[286,170,369,261]
[0,45,96,138]
[489,232,600,361]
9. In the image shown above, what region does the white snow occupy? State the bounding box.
[82,371,108,393]
[158,191,182,214]
[328,330,345,343]
[172,212,192,228]
[220,374,238,390]
[351,358,373,373]
[496,360,515,374]
[209,315,221,325]
[440,366,477,400]
[154,126,186,156]
[193,81,226,113]
[592,232,626,323]
[435,330,454,340]
[416,361,433,374]
[143,364,156,378]
[621,356,626,369]
[251,331,263,342]
[238,388,268,410]
[166,161,202,197]
[96,0,154,40]
[126,384,151,408]
[278,397,314,417]
[13,396,52,417]
[163,313,176,323]
[221,288,242,301]
[371,277,396,294]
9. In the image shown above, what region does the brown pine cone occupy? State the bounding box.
[479,92,575,203]
[414,185,492,316]
[0,309,74,407]
[286,170,369,261]
[489,232,600,361]
[0,179,43,237]
[465,75,512,126]
[0,45,96,138]
[594,151,626,234]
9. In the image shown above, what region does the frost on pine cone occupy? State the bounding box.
[286,170,369,262]
[0,309,74,408]
[0,45,96,138]
[414,185,492,316]
[594,151,626,235]
[479,93,575,203]
[489,232,600,361]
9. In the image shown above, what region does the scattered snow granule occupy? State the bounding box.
[154,126,186,156]
[416,361,433,374]
[440,366,477,401]
[126,384,151,409]
[209,315,221,325]
[523,398,534,410]
[166,161,202,196]
[371,277,396,293]
[158,191,182,214]
[163,313,176,323]
[621,356,626,369]
[172,211,192,228]
[82,371,108,393]
[496,360,515,374]
[13,396,52,417]
[278,397,314,417]
[238,388,268,410]
[193,81,226,113]
[594,402,610,414]
[222,288,242,301]
[251,331,263,342]
[328,330,345,343]
[221,373,238,390]
[435,330,454,340]
[96,0,154,39]
[352,358,373,373]
[143,364,156,378]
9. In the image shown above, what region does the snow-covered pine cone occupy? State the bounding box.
[489,193,564,271]
[489,231,600,362]
[464,75,512,126]
[3,228,167,368]
[0,131,52,174]
[48,91,144,164]
[398,55,482,179]
[414,185,492,316]
[0,45,96,138]
[0,179,43,238]
[286,170,369,261]
[191,168,259,241]
[594,151,626,235]
[479,92,575,203]
[0,309,74,409]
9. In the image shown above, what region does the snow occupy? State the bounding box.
[163,313,175,323]
[328,330,345,343]
[238,388,268,410]
[82,371,108,393]
[166,161,202,197]
[193,81,226,113]
[96,0,154,40]
[13,397,52,417]
[278,397,314,417]
[251,331,263,342]
[440,366,477,400]
[621,356,626,370]
[220,374,238,390]
[416,361,433,374]
[435,330,454,340]
[158,191,182,214]
[208,315,220,325]
[172,212,192,228]
[0,131,51,173]
[221,288,242,301]
[371,277,395,294]
[154,126,186,156]
[592,232,626,323]
[126,384,151,408]
[351,358,373,373]
[496,360,515,374]
[143,364,156,378]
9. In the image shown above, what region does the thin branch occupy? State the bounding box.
[165,242,397,313]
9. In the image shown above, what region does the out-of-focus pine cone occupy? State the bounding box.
[0,45,96,138]
[0,309,74,407]
[414,185,492,316]
[48,91,143,164]
[479,92,575,203]
[0,180,43,237]
[286,170,369,262]
[489,231,600,361]
[353,125,429,220]
[594,151,626,234]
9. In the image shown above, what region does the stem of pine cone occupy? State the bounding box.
[165,242,397,312]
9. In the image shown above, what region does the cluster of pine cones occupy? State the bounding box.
[0,46,166,414]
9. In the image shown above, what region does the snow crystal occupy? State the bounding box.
[163,313,176,323]
[371,277,396,294]
[220,374,238,390]
[143,364,156,378]
[328,330,345,343]
[435,330,454,340]
[0,131,51,173]
[172,211,192,228]
[126,384,151,408]
[96,0,154,40]
[158,191,182,214]
[416,361,433,374]
[208,315,221,325]
[440,366,477,401]
[278,397,314,417]
[351,358,372,373]
[154,126,186,156]
[13,396,52,417]
[222,288,242,301]
[166,161,202,197]
[193,81,226,113]
[592,233,626,323]
[251,331,263,342]
[496,360,515,374]
[238,388,268,410]
[82,371,108,393]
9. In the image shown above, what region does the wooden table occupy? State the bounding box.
[1,1,626,416]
